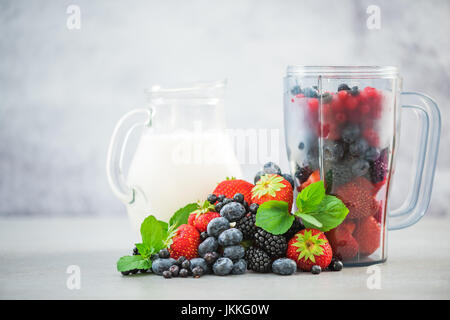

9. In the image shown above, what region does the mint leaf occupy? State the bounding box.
[297,180,325,212]
[255,201,294,235]
[140,215,167,253]
[116,255,151,272]
[134,243,151,258]
[312,195,349,231]
[169,203,197,229]
[296,212,323,228]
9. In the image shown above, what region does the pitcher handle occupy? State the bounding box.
[106,108,153,204]
[388,92,441,230]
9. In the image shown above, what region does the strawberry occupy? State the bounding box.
[168,224,200,260]
[190,201,220,233]
[326,221,359,261]
[299,169,320,191]
[353,216,381,256]
[251,174,293,211]
[213,178,254,204]
[335,177,378,219]
[286,229,333,271]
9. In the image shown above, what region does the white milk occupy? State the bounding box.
[126,131,242,230]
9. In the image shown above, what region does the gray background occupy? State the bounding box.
[0,0,448,217]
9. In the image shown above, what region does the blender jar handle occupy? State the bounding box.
[388,92,441,230]
[106,108,153,204]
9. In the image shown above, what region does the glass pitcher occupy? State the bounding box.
[283,66,440,266]
[106,80,242,231]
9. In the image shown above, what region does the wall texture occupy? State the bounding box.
[0,0,449,217]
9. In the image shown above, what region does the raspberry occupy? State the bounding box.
[308,98,319,114]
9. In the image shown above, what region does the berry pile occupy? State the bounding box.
[290,83,387,262]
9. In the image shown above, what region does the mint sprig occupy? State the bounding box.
[255,180,349,234]
[116,203,197,273]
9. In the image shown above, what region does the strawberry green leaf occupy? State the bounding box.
[311,195,349,232]
[169,203,198,229]
[116,255,151,272]
[140,215,167,253]
[255,200,294,235]
[296,180,325,213]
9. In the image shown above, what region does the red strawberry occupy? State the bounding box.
[251,174,293,211]
[286,229,333,271]
[168,224,200,260]
[354,216,381,256]
[335,177,378,219]
[190,201,220,233]
[326,221,359,261]
[213,178,254,204]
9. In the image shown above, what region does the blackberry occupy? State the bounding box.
[282,218,304,240]
[370,148,388,183]
[245,246,272,273]
[295,165,313,184]
[235,213,257,240]
[254,228,287,258]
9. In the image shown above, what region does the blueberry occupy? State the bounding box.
[169,265,179,277]
[130,269,139,274]
[150,253,159,261]
[212,257,234,276]
[350,86,360,96]
[311,265,321,275]
[303,87,318,98]
[151,258,176,275]
[323,141,344,162]
[242,200,249,211]
[338,83,351,91]
[290,85,302,95]
[218,228,243,246]
[121,270,131,276]
[263,162,282,175]
[330,260,343,271]
[233,193,244,203]
[351,159,370,176]
[162,270,172,279]
[298,142,305,150]
[231,259,247,275]
[189,258,208,274]
[249,203,259,214]
[342,124,361,144]
[282,173,295,189]
[321,92,333,104]
[158,248,170,259]
[365,147,380,161]
[179,268,189,277]
[220,202,246,222]
[207,217,230,237]
[223,245,245,261]
[181,259,190,270]
[192,266,204,278]
[198,237,219,257]
[272,258,297,275]
[204,252,219,265]
[132,247,139,256]
[218,194,226,202]
[254,170,265,184]
[349,138,369,157]
[207,194,218,204]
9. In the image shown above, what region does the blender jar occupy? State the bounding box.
[283,66,440,266]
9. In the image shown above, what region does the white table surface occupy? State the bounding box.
[0,216,449,300]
